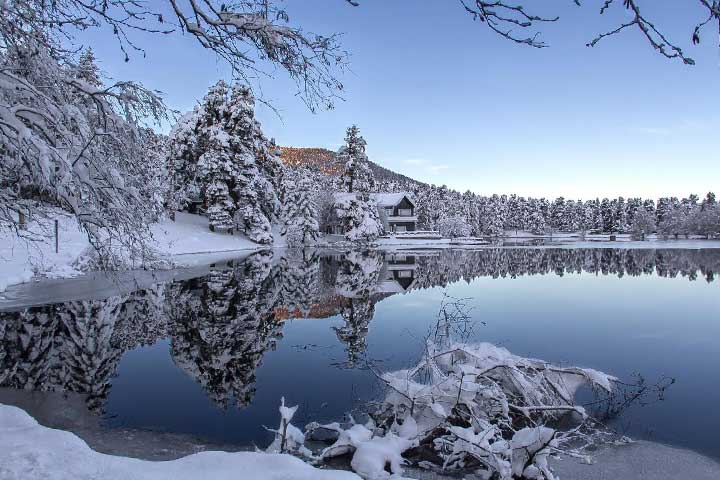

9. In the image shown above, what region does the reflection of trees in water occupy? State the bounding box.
[169,252,285,409]
[411,248,720,289]
[0,293,160,412]
[331,251,383,366]
[1,248,718,414]
[334,297,376,367]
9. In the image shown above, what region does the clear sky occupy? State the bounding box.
[78,0,719,200]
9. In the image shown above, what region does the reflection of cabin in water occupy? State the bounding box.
[325,192,418,235]
[377,254,417,293]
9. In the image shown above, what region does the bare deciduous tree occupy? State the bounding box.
[349,0,720,65]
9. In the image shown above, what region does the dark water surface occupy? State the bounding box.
[1,248,719,459]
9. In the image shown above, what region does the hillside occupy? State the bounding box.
[279,147,425,187]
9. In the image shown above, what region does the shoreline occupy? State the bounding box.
[1,393,719,480]
[3,238,720,310]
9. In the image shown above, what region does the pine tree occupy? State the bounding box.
[282,176,320,245]
[334,125,382,241]
[76,48,101,87]
[630,208,656,239]
[600,198,613,233]
[195,81,238,232]
[613,197,628,233]
[334,194,383,242]
[339,125,375,194]
[169,82,282,243]
[702,192,716,210]
[550,197,566,232]
[485,194,507,237]
[526,198,546,234]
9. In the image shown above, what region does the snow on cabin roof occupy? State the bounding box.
[370,193,413,207]
[332,192,413,207]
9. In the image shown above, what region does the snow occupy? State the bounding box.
[0,403,360,480]
[151,212,269,256]
[369,193,413,208]
[350,434,415,479]
[0,210,86,293]
[0,212,276,294]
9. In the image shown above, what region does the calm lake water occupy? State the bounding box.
[1,247,719,459]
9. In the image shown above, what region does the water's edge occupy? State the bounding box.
[3,387,720,480]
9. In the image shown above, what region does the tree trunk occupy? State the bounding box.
[18,211,27,230]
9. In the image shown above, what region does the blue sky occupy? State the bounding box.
[79,0,719,199]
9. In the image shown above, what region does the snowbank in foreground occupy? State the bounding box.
[0,404,360,480]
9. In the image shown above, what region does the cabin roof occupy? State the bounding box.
[332,192,414,207]
[370,193,413,207]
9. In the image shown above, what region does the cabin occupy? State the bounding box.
[324,192,418,235]
[372,193,418,234]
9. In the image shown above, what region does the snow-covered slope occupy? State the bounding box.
[0,212,274,293]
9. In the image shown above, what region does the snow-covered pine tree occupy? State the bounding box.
[701,192,716,210]
[527,198,547,234]
[600,198,614,233]
[613,197,629,233]
[169,82,282,243]
[339,125,375,194]
[485,194,507,237]
[549,197,566,233]
[199,146,237,231]
[281,176,320,246]
[76,48,101,87]
[227,85,282,243]
[334,125,382,241]
[462,190,481,235]
[193,81,238,232]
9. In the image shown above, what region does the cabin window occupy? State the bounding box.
[398,208,412,216]
[395,225,407,232]
[398,270,412,278]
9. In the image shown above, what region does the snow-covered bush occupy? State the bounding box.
[437,216,472,238]
[268,298,625,480]
[630,208,656,239]
[268,336,619,480]
[266,398,312,458]
[334,195,383,242]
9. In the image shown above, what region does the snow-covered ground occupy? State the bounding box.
[2,401,720,480]
[0,212,275,293]
[0,211,88,292]
[0,404,361,480]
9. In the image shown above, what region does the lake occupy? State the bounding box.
[1,247,719,460]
